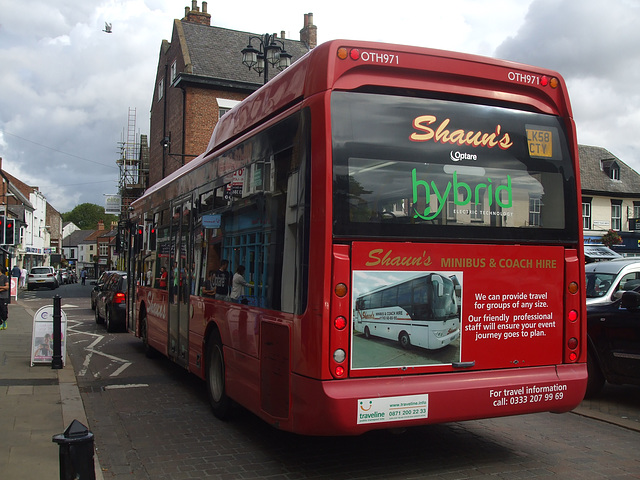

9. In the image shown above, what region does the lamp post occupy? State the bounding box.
[241,33,292,85]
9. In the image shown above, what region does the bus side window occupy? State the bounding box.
[412,280,428,320]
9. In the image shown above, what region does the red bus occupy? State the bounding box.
[128,40,587,435]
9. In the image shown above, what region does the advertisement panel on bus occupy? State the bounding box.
[351,242,564,373]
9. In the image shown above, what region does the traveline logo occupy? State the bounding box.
[412,169,512,220]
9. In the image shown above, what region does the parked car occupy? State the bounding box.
[94,272,128,333]
[585,258,640,307]
[27,266,58,290]
[586,288,640,396]
[90,270,123,310]
[58,270,69,284]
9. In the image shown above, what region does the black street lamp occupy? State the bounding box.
[241,33,292,85]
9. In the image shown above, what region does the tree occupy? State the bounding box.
[601,229,623,248]
[62,203,119,230]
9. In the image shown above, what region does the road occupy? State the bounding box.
[24,283,640,479]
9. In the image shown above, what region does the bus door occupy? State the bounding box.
[168,196,193,366]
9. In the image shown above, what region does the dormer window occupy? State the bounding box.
[610,164,620,180]
[601,159,620,180]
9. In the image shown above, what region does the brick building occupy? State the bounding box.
[149,1,317,187]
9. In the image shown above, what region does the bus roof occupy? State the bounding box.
[134,39,573,211]
[207,39,572,152]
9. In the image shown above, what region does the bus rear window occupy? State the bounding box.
[331,92,578,241]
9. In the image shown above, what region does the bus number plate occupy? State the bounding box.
[526,128,553,157]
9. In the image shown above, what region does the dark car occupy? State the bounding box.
[94,272,128,333]
[90,270,122,310]
[586,289,640,397]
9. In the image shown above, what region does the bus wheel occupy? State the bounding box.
[206,330,233,420]
[364,326,371,339]
[399,331,411,349]
[140,314,157,359]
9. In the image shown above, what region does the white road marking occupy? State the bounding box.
[103,384,148,390]
[66,319,132,377]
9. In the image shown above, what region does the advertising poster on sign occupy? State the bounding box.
[30,305,67,366]
[351,242,564,373]
[10,277,18,300]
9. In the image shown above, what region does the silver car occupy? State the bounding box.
[27,266,59,290]
[586,258,640,306]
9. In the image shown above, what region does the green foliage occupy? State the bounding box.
[601,229,623,248]
[62,203,119,230]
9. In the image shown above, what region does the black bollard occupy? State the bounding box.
[52,295,63,369]
[52,419,96,480]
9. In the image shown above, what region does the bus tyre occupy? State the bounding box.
[206,330,233,420]
[364,326,371,339]
[585,349,605,398]
[399,331,411,349]
[140,314,157,359]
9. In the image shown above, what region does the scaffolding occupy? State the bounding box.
[117,108,149,215]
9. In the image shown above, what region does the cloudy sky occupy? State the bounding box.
[0,0,638,213]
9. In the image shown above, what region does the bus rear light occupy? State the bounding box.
[568,351,578,362]
[335,283,348,297]
[567,337,578,350]
[568,309,578,322]
[335,365,345,377]
[568,281,579,294]
[336,46,361,60]
[333,349,346,363]
[540,75,559,88]
[334,316,347,330]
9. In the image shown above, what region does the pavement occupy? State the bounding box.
[0,296,638,480]
[0,296,103,480]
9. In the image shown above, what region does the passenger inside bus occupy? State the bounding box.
[201,270,217,297]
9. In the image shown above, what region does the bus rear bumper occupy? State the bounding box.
[288,363,587,435]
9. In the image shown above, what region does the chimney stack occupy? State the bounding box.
[300,12,317,49]
[183,1,211,26]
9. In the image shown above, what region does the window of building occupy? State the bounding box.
[610,164,620,180]
[529,196,542,226]
[470,196,483,223]
[611,200,622,231]
[170,61,177,84]
[446,199,457,222]
[158,78,164,101]
[582,198,592,230]
[216,98,240,119]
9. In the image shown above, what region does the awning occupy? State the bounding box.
[584,244,623,262]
